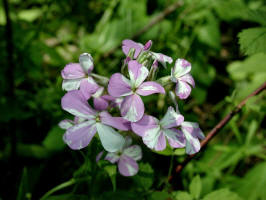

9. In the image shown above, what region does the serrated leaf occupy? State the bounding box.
[238,27,266,55]
[247,8,266,26]
[189,175,202,199]
[203,188,242,200]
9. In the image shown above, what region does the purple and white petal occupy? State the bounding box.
[105,152,120,163]
[96,123,125,152]
[61,63,85,79]
[62,79,82,91]
[179,74,195,87]
[128,60,149,88]
[59,119,74,130]
[136,81,165,96]
[108,73,133,97]
[122,39,143,59]
[163,128,186,148]
[171,59,191,81]
[182,122,205,140]
[96,151,104,162]
[79,53,94,74]
[61,90,97,118]
[151,52,173,67]
[123,145,142,161]
[143,40,152,51]
[131,114,159,137]
[93,97,109,111]
[80,77,99,100]
[63,120,97,150]
[142,126,166,151]
[100,111,131,131]
[120,94,144,122]
[160,106,184,129]
[175,80,192,99]
[118,155,139,176]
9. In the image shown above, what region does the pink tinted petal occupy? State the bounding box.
[142,126,163,150]
[152,52,173,67]
[59,119,74,129]
[62,79,82,91]
[96,151,104,162]
[131,115,159,136]
[175,80,192,99]
[63,121,97,150]
[80,77,100,100]
[93,97,109,111]
[105,152,120,163]
[120,94,144,122]
[136,81,165,96]
[155,132,167,151]
[118,155,139,176]
[143,40,152,51]
[79,53,94,74]
[160,106,184,129]
[61,63,85,79]
[122,39,143,58]
[182,122,205,140]
[100,111,131,131]
[61,90,97,118]
[128,60,148,88]
[108,73,132,97]
[123,145,142,161]
[164,128,186,148]
[179,74,195,87]
[171,59,191,81]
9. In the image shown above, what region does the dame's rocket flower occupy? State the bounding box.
[171,59,195,99]
[61,90,130,152]
[105,137,142,176]
[108,60,165,122]
[61,53,99,99]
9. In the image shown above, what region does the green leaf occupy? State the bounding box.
[18,8,42,22]
[189,175,202,199]
[148,191,170,200]
[42,126,65,151]
[133,163,154,191]
[104,165,117,191]
[247,8,266,26]
[233,162,266,200]
[203,188,243,200]
[172,191,193,200]
[46,194,88,200]
[16,168,30,200]
[238,27,266,55]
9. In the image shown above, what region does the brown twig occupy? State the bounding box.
[103,1,183,58]
[170,82,266,180]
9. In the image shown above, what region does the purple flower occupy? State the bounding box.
[171,59,195,99]
[61,90,130,152]
[122,39,173,67]
[105,137,142,176]
[61,53,99,99]
[131,107,185,151]
[108,60,165,122]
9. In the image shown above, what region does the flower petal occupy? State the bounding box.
[182,122,205,140]
[105,152,120,163]
[61,90,97,118]
[131,114,159,137]
[100,111,131,131]
[142,126,166,151]
[128,60,149,88]
[94,97,109,111]
[160,106,184,129]
[80,77,99,100]
[120,94,144,122]
[118,155,139,176]
[61,63,85,79]
[123,145,142,161]
[171,59,191,81]
[136,81,165,96]
[63,120,97,150]
[122,39,143,59]
[108,73,133,97]
[96,123,125,152]
[151,52,173,67]
[96,151,104,162]
[175,80,192,99]
[79,53,94,73]
[62,79,82,91]
[59,119,74,129]
[163,128,186,148]
[179,74,195,87]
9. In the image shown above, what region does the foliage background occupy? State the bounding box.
[0,0,265,199]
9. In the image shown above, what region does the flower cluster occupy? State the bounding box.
[59,39,204,176]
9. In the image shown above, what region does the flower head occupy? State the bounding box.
[108,60,165,122]
[171,59,195,99]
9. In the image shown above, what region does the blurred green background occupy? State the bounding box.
[0,0,265,199]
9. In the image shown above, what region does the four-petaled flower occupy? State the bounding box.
[108,60,165,122]
[61,90,130,152]
[61,53,99,99]
[171,59,195,99]
[104,136,142,176]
